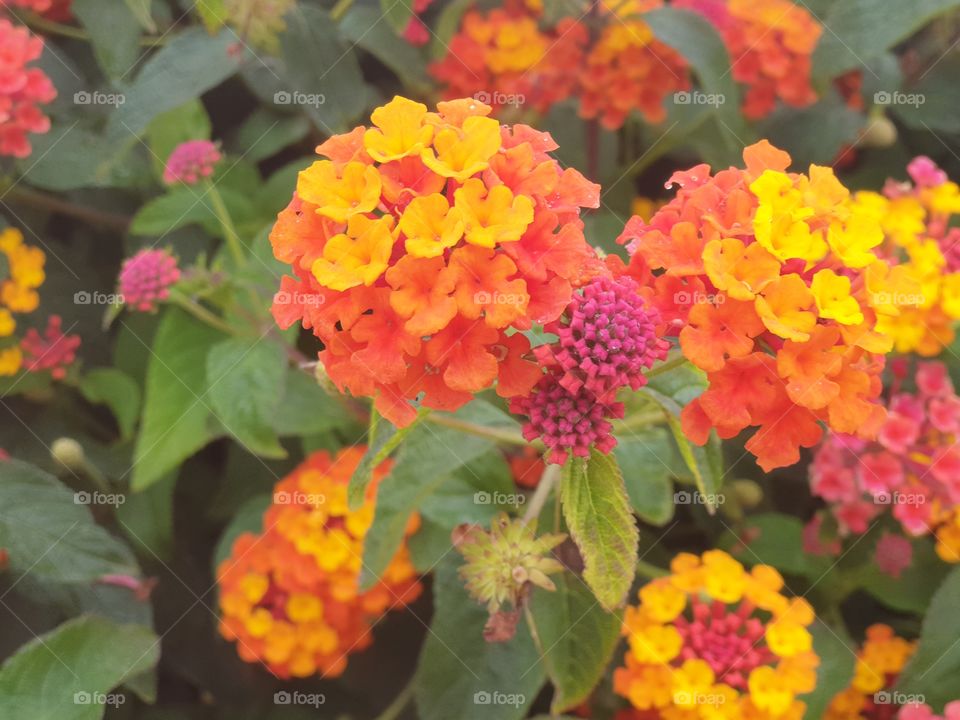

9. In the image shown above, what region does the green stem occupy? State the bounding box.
[523,463,559,523]
[374,677,416,720]
[169,290,236,336]
[636,558,668,580]
[330,0,356,21]
[611,409,667,434]
[205,183,246,267]
[20,12,166,45]
[645,352,690,379]
[426,414,535,448]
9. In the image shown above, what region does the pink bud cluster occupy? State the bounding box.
[809,361,960,540]
[511,274,667,464]
[901,701,960,720]
[162,140,221,186]
[118,249,180,312]
[20,315,80,379]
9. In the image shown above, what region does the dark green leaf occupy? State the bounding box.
[145,100,212,180]
[614,430,678,526]
[341,6,430,90]
[802,621,857,720]
[79,368,141,440]
[73,0,142,80]
[381,0,414,33]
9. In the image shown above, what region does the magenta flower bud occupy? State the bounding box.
[118,249,180,312]
[162,140,222,186]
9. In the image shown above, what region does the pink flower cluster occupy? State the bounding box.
[511,274,667,464]
[0,18,57,159]
[809,361,960,537]
[118,249,180,312]
[402,0,434,45]
[162,140,221,185]
[20,315,80,380]
[901,701,960,720]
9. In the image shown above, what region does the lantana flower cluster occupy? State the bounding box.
[217,448,421,679]
[269,95,601,427]
[675,0,822,119]
[901,702,960,720]
[117,248,181,312]
[809,361,960,564]
[0,227,45,375]
[825,624,915,720]
[511,272,668,464]
[852,156,960,356]
[619,140,893,471]
[0,18,57,159]
[614,550,819,719]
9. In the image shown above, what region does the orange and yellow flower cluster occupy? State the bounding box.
[0,227,45,375]
[614,550,819,719]
[619,140,893,471]
[270,95,601,427]
[824,624,915,720]
[676,0,822,119]
[851,156,960,356]
[217,448,421,679]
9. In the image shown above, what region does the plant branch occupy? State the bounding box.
[5,187,131,232]
[523,463,559,523]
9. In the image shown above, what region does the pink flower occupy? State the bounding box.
[162,140,221,185]
[875,532,913,578]
[0,19,57,159]
[858,451,904,495]
[118,248,180,312]
[907,156,948,188]
[878,412,921,454]
[20,315,80,380]
[917,361,954,396]
[835,500,878,535]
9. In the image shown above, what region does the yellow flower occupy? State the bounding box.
[239,573,268,603]
[0,346,22,376]
[398,193,465,258]
[702,549,747,603]
[703,237,781,301]
[298,160,382,223]
[286,593,323,623]
[810,269,863,325]
[311,215,396,291]
[766,621,813,657]
[672,659,715,708]
[454,178,534,248]
[639,579,687,622]
[0,309,15,337]
[826,210,883,268]
[627,623,683,664]
[751,170,827,264]
[421,115,502,181]
[755,274,817,341]
[748,666,795,716]
[363,96,434,163]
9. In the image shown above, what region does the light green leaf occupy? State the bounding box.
[896,567,960,709]
[72,0,142,80]
[213,494,272,570]
[273,368,354,437]
[802,621,856,720]
[123,0,156,31]
[381,0,415,34]
[145,100,212,180]
[529,574,622,713]
[206,337,287,459]
[614,431,678,526]
[0,616,159,720]
[132,308,226,490]
[79,368,141,440]
[195,0,228,33]
[348,408,429,510]
[560,449,639,610]
[414,558,544,720]
[0,460,139,588]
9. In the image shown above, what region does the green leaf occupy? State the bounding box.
[233,108,310,163]
[560,449,639,610]
[718,513,813,576]
[614,430,681,526]
[132,308,226,490]
[0,460,140,587]
[813,0,960,78]
[414,558,544,720]
[348,409,429,510]
[108,29,243,140]
[72,0,142,80]
[860,539,950,615]
[213,494,272,570]
[802,621,856,720]
[0,616,159,719]
[529,574,622,713]
[359,404,501,589]
[17,126,117,191]
[890,55,960,134]
[430,0,473,58]
[195,0,228,33]
[279,6,368,133]
[123,0,156,32]
[381,0,415,34]
[206,337,287,459]
[130,186,256,238]
[340,6,430,90]
[146,100,212,180]
[79,368,141,440]
[896,567,960,709]
[273,368,353,437]
[755,91,863,168]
